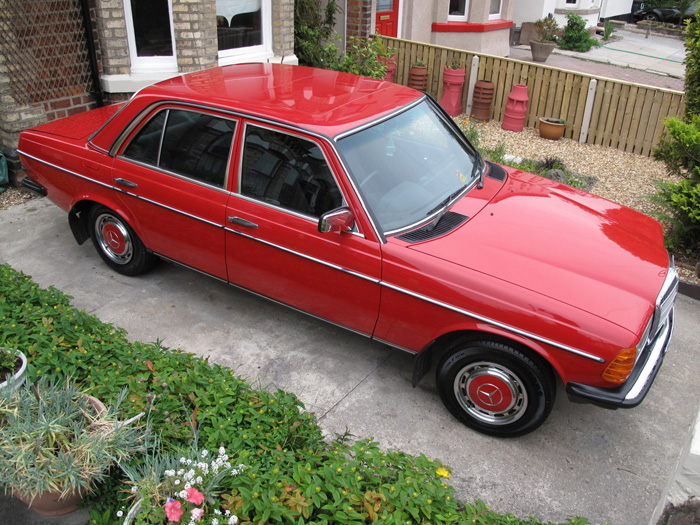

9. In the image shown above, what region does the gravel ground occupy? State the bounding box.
[1,125,697,284]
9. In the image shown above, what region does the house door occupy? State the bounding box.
[376,0,399,37]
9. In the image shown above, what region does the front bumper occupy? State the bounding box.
[566,308,675,409]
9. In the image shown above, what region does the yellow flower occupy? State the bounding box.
[436,467,451,478]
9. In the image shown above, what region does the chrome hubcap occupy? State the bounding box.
[454,361,528,425]
[95,214,133,265]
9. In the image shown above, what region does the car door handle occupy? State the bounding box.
[227,216,258,229]
[115,178,138,188]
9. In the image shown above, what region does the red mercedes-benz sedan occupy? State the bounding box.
[18,63,678,437]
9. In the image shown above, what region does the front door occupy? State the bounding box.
[225,122,382,335]
[376,0,399,37]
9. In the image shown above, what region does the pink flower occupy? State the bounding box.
[186,487,205,505]
[190,508,204,522]
[165,499,184,522]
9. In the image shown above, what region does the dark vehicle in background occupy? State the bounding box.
[632,2,698,22]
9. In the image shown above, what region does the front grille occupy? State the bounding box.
[648,261,679,344]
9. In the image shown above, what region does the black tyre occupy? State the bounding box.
[436,339,555,437]
[89,205,156,276]
[642,13,660,21]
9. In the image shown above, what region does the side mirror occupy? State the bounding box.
[318,207,355,233]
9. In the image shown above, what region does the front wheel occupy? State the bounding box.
[89,205,156,276]
[436,339,555,437]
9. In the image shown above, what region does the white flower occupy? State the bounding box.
[179,490,188,499]
[228,516,238,525]
[219,447,225,455]
[211,519,219,525]
[116,510,123,517]
[214,509,222,515]
[174,480,180,485]
[201,449,209,458]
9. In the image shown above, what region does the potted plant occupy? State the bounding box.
[121,445,243,525]
[408,59,428,90]
[373,34,397,82]
[539,117,567,140]
[0,347,27,393]
[530,14,560,62]
[0,379,147,516]
[440,61,467,116]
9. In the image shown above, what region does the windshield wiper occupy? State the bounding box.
[474,156,485,189]
[424,186,464,232]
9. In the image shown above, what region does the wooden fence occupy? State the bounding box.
[384,37,685,157]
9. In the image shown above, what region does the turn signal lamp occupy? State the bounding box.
[602,348,636,384]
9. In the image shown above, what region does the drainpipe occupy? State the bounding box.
[79,0,104,107]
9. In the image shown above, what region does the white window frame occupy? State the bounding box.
[448,0,470,22]
[124,0,178,73]
[217,0,273,65]
[488,0,502,19]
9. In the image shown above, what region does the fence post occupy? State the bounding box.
[579,78,597,144]
[465,55,480,118]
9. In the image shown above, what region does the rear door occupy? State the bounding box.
[224,121,382,335]
[112,105,237,280]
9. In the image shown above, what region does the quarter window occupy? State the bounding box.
[240,126,343,217]
[123,109,235,188]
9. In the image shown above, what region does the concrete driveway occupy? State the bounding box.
[1,198,699,524]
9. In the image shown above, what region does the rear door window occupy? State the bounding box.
[123,108,236,189]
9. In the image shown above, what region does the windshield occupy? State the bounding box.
[337,99,481,234]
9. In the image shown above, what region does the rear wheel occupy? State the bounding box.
[436,339,555,437]
[89,205,156,276]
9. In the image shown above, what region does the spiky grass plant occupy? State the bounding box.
[0,378,147,502]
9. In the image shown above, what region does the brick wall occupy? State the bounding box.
[95,0,129,76]
[347,0,373,39]
[273,0,296,59]
[172,0,218,72]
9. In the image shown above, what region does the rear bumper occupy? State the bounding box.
[566,308,674,409]
[21,176,47,196]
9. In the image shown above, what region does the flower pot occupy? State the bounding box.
[471,80,494,122]
[439,67,466,116]
[379,55,396,82]
[123,499,143,525]
[0,349,27,393]
[15,489,85,516]
[502,84,529,132]
[530,40,556,62]
[538,117,566,140]
[408,65,428,91]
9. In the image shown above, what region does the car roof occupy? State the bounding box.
[135,63,423,139]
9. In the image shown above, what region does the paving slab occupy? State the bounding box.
[1,198,699,525]
[509,28,686,91]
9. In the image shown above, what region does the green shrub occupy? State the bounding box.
[558,13,598,52]
[648,179,700,250]
[0,264,591,525]
[325,35,391,80]
[684,14,700,119]
[294,0,341,68]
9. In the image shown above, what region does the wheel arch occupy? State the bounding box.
[69,198,147,247]
[413,328,562,388]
